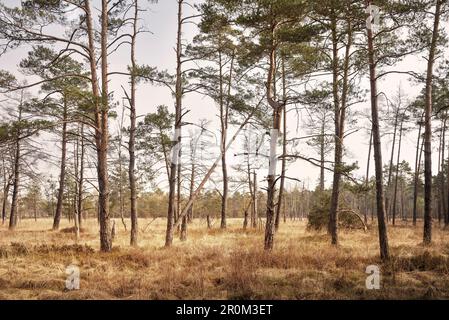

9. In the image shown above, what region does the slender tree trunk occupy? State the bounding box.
[319,118,326,192]
[423,0,441,245]
[275,57,287,231]
[187,160,195,223]
[437,120,443,224]
[73,137,80,240]
[129,0,139,247]
[366,0,389,260]
[386,108,399,222]
[53,96,68,230]
[2,181,10,225]
[77,124,84,229]
[246,158,254,226]
[176,148,182,230]
[364,130,373,224]
[440,115,446,216]
[328,18,341,244]
[252,170,258,228]
[165,0,183,247]
[219,47,229,230]
[97,0,113,251]
[264,25,282,250]
[413,115,424,226]
[392,118,404,225]
[328,17,351,245]
[84,0,112,250]
[9,101,22,230]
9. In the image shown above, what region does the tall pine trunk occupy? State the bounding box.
[275,57,287,231]
[364,130,373,224]
[423,0,442,244]
[77,124,84,228]
[85,0,112,251]
[366,0,389,261]
[53,96,67,230]
[9,100,22,230]
[129,0,139,246]
[328,17,351,245]
[413,115,424,226]
[165,0,183,247]
[392,118,404,225]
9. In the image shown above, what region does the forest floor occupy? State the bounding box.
[0,217,449,299]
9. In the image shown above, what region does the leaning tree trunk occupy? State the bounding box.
[53,96,68,230]
[366,0,390,261]
[423,0,441,244]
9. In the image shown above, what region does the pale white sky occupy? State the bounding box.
[0,0,444,193]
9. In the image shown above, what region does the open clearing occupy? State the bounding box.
[0,218,449,299]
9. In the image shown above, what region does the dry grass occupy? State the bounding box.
[0,217,449,300]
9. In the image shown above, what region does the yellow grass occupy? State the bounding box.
[0,217,449,299]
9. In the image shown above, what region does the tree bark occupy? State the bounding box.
[364,130,373,224]
[366,0,390,261]
[439,111,447,220]
[386,107,400,222]
[2,181,10,225]
[85,0,113,251]
[77,123,84,228]
[9,100,22,230]
[263,22,282,250]
[392,117,404,225]
[252,170,258,228]
[328,16,351,245]
[219,47,229,230]
[129,0,139,247]
[165,0,183,247]
[275,57,288,231]
[423,0,441,245]
[413,115,424,226]
[53,95,68,230]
